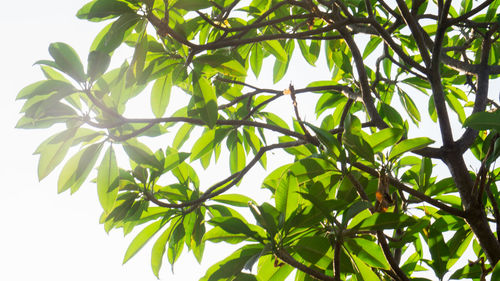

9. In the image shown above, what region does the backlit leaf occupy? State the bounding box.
[58,142,104,193]
[124,219,166,264]
[48,42,87,82]
[97,146,120,213]
[389,137,435,160]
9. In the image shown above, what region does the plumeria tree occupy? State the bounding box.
[16,0,500,280]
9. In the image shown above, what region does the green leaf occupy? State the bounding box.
[151,223,172,278]
[294,236,331,265]
[350,213,417,231]
[275,174,300,222]
[200,244,263,281]
[77,0,136,22]
[48,42,87,82]
[398,88,420,123]
[445,93,466,124]
[97,146,120,213]
[389,137,435,160]
[248,202,279,237]
[16,80,76,100]
[428,95,437,122]
[446,227,473,269]
[151,72,172,117]
[58,142,104,193]
[173,0,212,10]
[262,40,287,62]
[123,219,166,264]
[256,254,293,281]
[194,54,247,77]
[250,44,263,77]
[304,122,341,157]
[351,254,381,281]
[163,151,190,173]
[167,222,185,265]
[491,259,500,281]
[208,216,260,240]
[229,140,245,174]
[36,128,79,180]
[289,157,336,184]
[272,55,288,83]
[123,140,162,170]
[191,129,216,161]
[427,218,450,279]
[363,36,382,59]
[87,50,111,81]
[203,226,247,244]
[91,13,140,53]
[345,237,390,269]
[343,115,374,162]
[192,75,218,128]
[173,123,194,149]
[366,128,404,153]
[298,40,320,66]
[463,111,500,132]
[211,194,254,207]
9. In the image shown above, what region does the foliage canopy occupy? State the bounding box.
[17,0,500,280]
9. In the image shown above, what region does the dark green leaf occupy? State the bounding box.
[77,0,136,22]
[294,236,331,265]
[91,13,140,54]
[200,244,263,281]
[48,42,87,82]
[173,0,212,10]
[350,213,417,231]
[87,50,111,81]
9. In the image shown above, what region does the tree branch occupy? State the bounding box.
[395,0,431,66]
[351,162,467,217]
[145,140,306,209]
[428,0,455,148]
[275,248,335,281]
[337,27,388,130]
[456,36,492,153]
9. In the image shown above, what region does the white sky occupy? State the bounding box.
[1,1,499,281]
[0,1,309,280]
[0,1,208,280]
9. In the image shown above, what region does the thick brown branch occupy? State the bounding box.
[428,0,455,148]
[457,37,492,153]
[337,28,388,130]
[395,0,431,66]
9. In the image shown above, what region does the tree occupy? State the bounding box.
[16,0,500,280]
